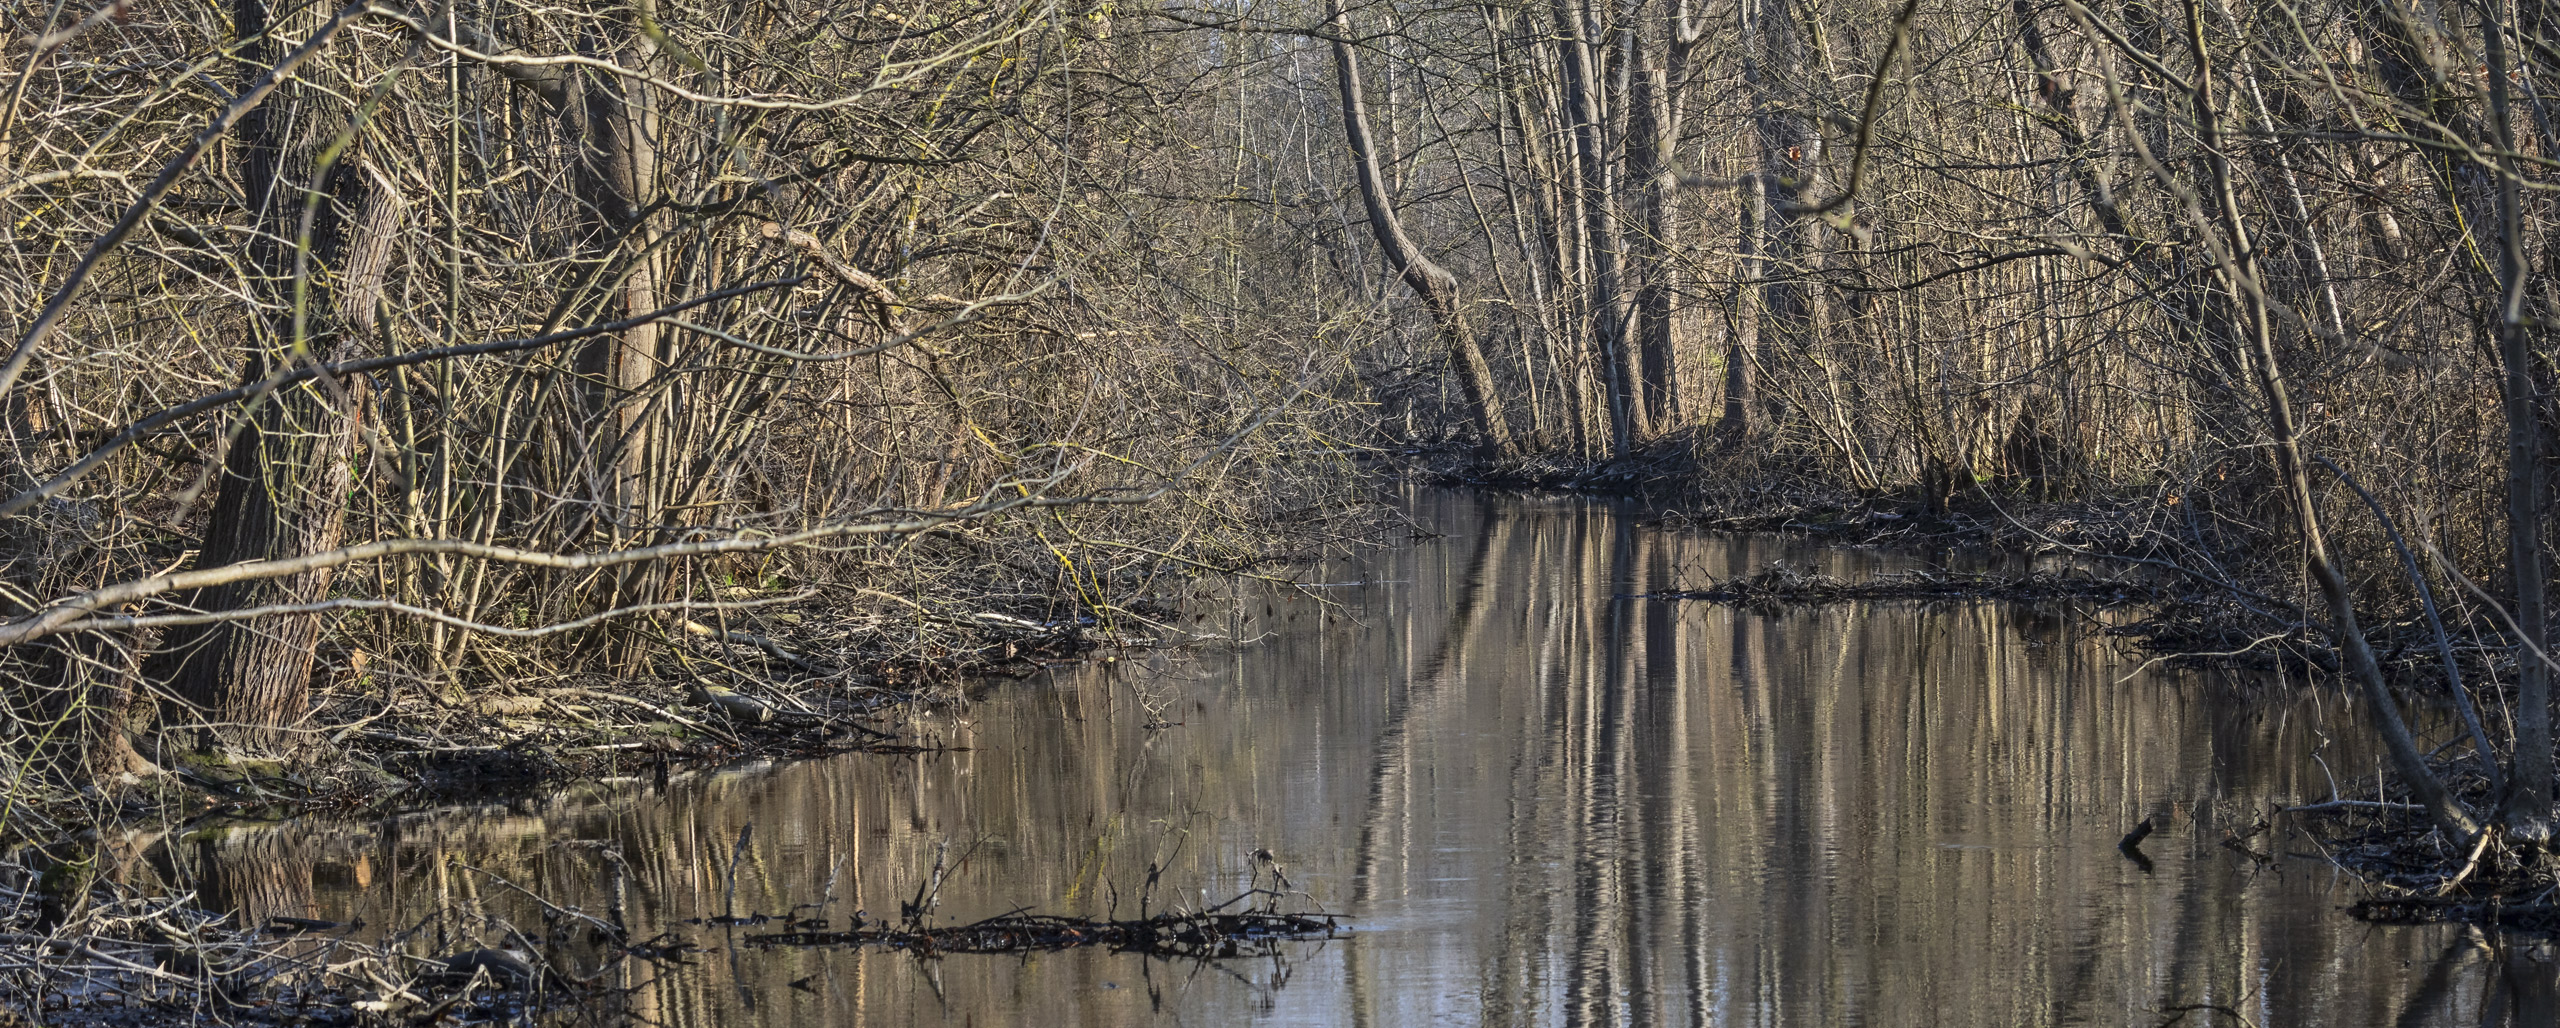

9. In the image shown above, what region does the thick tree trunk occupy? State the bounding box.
[549,23,668,670]
[565,23,663,508]
[165,382,366,752]
[154,0,381,754]
[427,8,667,667]
[1326,0,1517,459]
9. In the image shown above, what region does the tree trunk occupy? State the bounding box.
[1629,66,1683,430]
[1750,0,1828,450]
[1721,162,1763,444]
[544,19,668,670]
[1326,0,1517,459]
[2477,0,2551,838]
[154,0,381,754]
[2181,0,2476,837]
[428,7,669,668]
[1550,0,1645,453]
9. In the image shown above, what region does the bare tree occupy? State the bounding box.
[1326,0,1518,459]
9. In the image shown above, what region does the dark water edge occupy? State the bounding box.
[160,488,2556,1026]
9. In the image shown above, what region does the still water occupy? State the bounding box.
[184,490,2548,1025]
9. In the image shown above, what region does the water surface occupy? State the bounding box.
[182,490,2547,1025]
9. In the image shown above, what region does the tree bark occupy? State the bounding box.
[153,0,381,754]
[1629,66,1682,430]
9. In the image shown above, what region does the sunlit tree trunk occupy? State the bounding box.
[1550,0,1644,453]
[1326,0,1518,459]
[155,0,386,753]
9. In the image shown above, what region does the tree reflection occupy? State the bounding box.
[171,492,2473,1027]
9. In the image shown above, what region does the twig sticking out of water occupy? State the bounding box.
[2119,815,2158,875]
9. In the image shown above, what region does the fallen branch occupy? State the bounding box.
[747,905,1341,959]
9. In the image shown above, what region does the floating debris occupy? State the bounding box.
[749,908,1343,959]
[2350,896,2560,933]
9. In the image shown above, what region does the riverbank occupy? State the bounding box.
[1416,433,2556,680]
[3,591,1187,845]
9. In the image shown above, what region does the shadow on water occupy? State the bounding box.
[123,489,2558,1025]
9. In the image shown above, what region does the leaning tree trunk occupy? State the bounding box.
[1326,0,1518,460]
[154,0,387,754]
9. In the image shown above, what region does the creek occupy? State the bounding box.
[182,489,2542,1025]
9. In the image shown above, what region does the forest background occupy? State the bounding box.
[4,0,2559,847]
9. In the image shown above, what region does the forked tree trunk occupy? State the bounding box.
[1326,0,1518,459]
